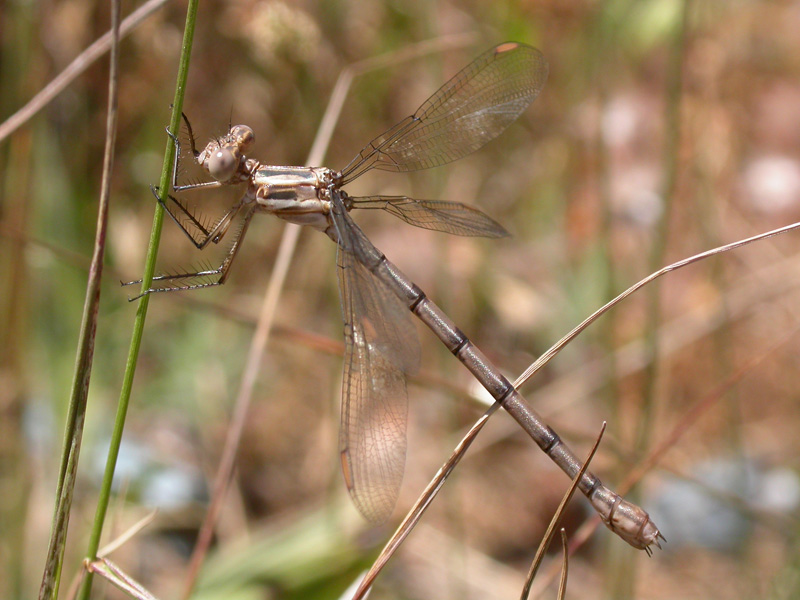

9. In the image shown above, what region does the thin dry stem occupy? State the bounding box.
[352,406,500,599]
[180,36,479,599]
[0,0,169,144]
[516,219,800,389]
[557,529,569,600]
[354,219,800,599]
[524,322,800,598]
[97,510,158,558]
[85,558,159,600]
[38,0,121,596]
[180,223,302,600]
[520,423,605,600]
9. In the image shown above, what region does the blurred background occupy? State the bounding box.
[3,0,800,598]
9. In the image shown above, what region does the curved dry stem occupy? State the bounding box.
[85,558,158,600]
[516,219,800,389]
[0,0,169,144]
[520,423,606,600]
[38,1,121,597]
[557,529,569,600]
[352,218,800,597]
[352,405,500,599]
[524,321,800,598]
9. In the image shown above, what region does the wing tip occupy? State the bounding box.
[495,41,521,54]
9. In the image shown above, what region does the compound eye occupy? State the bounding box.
[232,125,254,152]
[208,147,238,181]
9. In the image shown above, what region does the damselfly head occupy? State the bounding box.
[201,125,255,182]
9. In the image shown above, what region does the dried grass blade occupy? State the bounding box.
[520,423,606,600]
[38,1,121,597]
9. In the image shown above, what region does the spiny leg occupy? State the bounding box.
[179,111,201,157]
[156,114,245,247]
[152,185,245,249]
[124,203,256,300]
[155,185,212,245]
[167,113,222,193]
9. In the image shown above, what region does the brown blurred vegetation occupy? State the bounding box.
[3,0,800,599]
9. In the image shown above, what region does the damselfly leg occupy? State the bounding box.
[123,116,258,297]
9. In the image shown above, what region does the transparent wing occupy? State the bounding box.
[333,198,420,524]
[348,195,510,238]
[339,42,548,184]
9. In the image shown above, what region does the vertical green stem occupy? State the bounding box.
[636,0,691,452]
[590,1,621,421]
[75,2,199,599]
[604,2,690,599]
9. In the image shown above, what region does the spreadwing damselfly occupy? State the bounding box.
[127,42,663,552]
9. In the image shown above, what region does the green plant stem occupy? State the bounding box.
[607,2,690,599]
[590,0,621,422]
[75,2,199,599]
[636,0,691,452]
